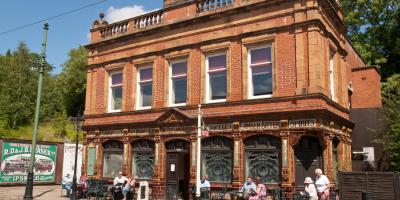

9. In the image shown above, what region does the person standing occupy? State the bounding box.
[303,177,318,200]
[314,169,330,200]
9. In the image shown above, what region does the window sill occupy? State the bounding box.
[107,109,121,113]
[169,103,187,107]
[248,94,273,100]
[206,99,226,104]
[136,106,152,110]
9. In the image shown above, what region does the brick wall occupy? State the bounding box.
[351,67,382,109]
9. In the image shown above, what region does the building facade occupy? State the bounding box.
[82,0,373,198]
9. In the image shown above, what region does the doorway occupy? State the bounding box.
[294,136,323,190]
[165,140,190,200]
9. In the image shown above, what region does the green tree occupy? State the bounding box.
[380,74,400,170]
[341,0,400,79]
[58,46,88,116]
[0,42,39,129]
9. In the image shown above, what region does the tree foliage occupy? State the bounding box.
[58,46,87,116]
[0,42,87,142]
[380,74,400,171]
[341,0,400,79]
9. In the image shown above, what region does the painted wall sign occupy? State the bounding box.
[62,144,83,180]
[240,121,280,131]
[0,142,57,183]
[288,119,316,128]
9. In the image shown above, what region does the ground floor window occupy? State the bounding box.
[244,135,281,183]
[132,140,155,179]
[202,136,233,183]
[103,140,124,178]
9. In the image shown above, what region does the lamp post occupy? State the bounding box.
[70,113,84,200]
[23,22,49,200]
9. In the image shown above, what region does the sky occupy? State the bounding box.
[0,0,162,74]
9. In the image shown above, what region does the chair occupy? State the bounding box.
[87,179,109,200]
[61,184,68,197]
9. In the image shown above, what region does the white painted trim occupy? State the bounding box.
[136,65,153,110]
[247,44,273,100]
[205,52,227,104]
[169,59,188,107]
[108,71,123,113]
[329,50,335,102]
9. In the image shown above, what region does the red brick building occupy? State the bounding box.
[82,0,381,198]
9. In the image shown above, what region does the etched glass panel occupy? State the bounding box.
[132,140,155,179]
[201,137,233,183]
[244,135,281,183]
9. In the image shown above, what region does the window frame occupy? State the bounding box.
[169,59,188,107]
[329,49,336,102]
[205,52,228,103]
[108,71,123,113]
[247,44,273,99]
[136,65,153,110]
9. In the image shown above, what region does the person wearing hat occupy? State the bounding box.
[302,177,318,200]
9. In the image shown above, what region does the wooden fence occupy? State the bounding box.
[338,171,400,200]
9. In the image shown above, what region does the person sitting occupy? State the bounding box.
[122,176,135,200]
[113,171,128,198]
[61,173,73,197]
[239,177,257,199]
[79,173,88,198]
[301,177,318,200]
[248,177,267,200]
[199,175,211,199]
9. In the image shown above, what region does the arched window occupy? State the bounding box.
[294,136,323,188]
[201,136,233,183]
[244,135,281,183]
[103,140,124,178]
[132,140,155,179]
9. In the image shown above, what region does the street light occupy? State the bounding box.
[23,22,49,200]
[70,113,84,200]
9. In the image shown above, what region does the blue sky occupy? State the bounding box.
[0,0,162,74]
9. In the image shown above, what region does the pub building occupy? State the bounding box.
[82,0,380,199]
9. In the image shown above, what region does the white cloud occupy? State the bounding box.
[105,5,147,23]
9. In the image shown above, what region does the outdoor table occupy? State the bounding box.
[229,191,245,200]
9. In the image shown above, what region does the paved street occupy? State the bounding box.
[0,185,66,200]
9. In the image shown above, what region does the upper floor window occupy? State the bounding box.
[108,71,123,112]
[169,60,188,106]
[206,53,227,103]
[248,45,273,99]
[329,50,336,101]
[137,66,153,109]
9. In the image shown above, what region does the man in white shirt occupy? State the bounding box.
[199,176,210,190]
[113,171,128,186]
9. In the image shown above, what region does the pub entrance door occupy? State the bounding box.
[165,140,190,200]
[294,136,323,190]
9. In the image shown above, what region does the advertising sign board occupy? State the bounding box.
[0,142,57,183]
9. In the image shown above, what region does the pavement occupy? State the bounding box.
[0,185,67,200]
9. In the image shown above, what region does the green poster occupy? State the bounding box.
[0,142,57,183]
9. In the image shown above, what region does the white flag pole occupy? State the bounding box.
[196,104,202,198]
